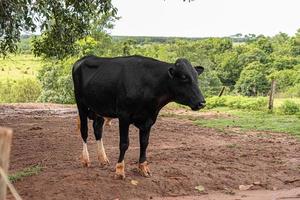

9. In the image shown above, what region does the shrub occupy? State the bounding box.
[0,78,15,102]
[285,84,300,97]
[278,100,300,115]
[226,96,268,110]
[205,96,268,111]
[206,96,226,109]
[0,77,41,103]
[37,57,76,104]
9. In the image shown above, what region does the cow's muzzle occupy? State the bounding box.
[191,101,206,111]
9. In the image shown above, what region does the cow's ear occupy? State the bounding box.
[194,66,204,75]
[168,67,175,78]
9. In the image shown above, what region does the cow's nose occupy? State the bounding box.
[191,101,206,111]
[198,101,206,109]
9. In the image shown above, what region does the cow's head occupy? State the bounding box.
[168,58,206,111]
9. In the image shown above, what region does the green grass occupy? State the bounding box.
[9,165,42,183]
[194,108,300,137]
[0,54,42,79]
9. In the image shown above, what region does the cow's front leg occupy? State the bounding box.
[138,127,151,177]
[115,119,130,180]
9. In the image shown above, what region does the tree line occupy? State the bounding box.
[34,29,300,103]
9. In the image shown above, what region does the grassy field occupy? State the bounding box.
[164,102,300,137]
[0,54,42,79]
[195,108,300,137]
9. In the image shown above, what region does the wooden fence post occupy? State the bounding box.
[0,127,13,200]
[268,80,276,110]
[218,86,226,97]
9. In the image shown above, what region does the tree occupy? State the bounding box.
[235,62,269,96]
[292,28,300,56]
[0,0,117,58]
[215,51,240,87]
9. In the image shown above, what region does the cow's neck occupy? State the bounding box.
[157,94,172,110]
[155,71,175,111]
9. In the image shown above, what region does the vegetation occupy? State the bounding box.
[0,0,117,58]
[1,30,300,104]
[278,100,300,115]
[0,54,42,78]
[0,77,42,103]
[194,109,300,137]
[0,54,42,103]
[9,165,42,183]
[32,30,300,103]
[205,96,268,110]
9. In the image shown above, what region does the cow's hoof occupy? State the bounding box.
[114,161,125,180]
[80,155,91,167]
[114,172,125,180]
[98,155,110,167]
[138,161,151,177]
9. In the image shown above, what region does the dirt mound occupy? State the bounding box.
[0,104,299,200]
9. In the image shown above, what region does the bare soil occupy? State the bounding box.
[0,104,299,200]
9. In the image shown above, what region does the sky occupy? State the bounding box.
[110,0,300,37]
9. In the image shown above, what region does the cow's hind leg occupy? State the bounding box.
[77,103,90,167]
[93,116,110,167]
[138,126,152,177]
[115,119,130,180]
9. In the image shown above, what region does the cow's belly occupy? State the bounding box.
[82,87,118,118]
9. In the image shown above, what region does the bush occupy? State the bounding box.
[226,96,268,110]
[37,57,76,104]
[0,77,41,103]
[206,96,268,111]
[278,100,300,115]
[285,84,300,97]
[235,62,270,96]
[206,96,226,109]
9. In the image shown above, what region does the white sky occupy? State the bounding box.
[110,0,300,37]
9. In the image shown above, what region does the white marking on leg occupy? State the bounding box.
[97,139,109,165]
[104,117,112,127]
[82,142,90,166]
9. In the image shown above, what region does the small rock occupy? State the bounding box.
[195,185,205,192]
[239,184,253,191]
[253,181,261,185]
[131,180,138,186]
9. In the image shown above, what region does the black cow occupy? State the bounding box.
[72,55,205,179]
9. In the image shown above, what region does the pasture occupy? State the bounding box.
[0,54,42,79]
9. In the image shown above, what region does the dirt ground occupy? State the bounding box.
[0,103,299,200]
